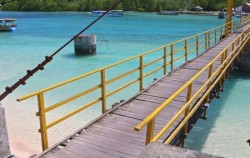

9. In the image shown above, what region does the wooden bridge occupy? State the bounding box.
[17,19,250,158]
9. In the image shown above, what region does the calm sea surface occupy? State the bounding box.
[0,11,249,157]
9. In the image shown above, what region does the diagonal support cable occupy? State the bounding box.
[0,0,124,101]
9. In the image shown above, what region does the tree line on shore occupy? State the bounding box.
[0,0,247,12]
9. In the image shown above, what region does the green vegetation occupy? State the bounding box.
[0,0,247,12]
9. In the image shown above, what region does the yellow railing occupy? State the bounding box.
[241,14,250,26]
[135,24,250,146]
[18,20,240,150]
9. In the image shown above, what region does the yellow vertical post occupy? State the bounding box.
[206,64,213,103]
[220,26,223,38]
[215,29,217,44]
[223,49,228,81]
[219,51,225,90]
[226,0,233,36]
[140,56,144,91]
[181,83,193,147]
[196,35,199,56]
[208,31,211,48]
[232,42,235,51]
[37,93,49,150]
[101,70,107,114]
[220,52,225,72]
[205,32,208,50]
[145,118,155,145]
[242,32,245,44]
[164,47,167,75]
[234,21,237,30]
[185,39,188,61]
[171,44,174,70]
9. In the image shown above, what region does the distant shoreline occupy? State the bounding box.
[0,10,220,17]
[179,11,219,16]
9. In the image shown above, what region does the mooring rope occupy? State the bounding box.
[0,0,124,101]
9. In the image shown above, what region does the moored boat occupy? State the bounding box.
[0,18,17,31]
[158,11,179,15]
[88,10,124,17]
[235,12,248,18]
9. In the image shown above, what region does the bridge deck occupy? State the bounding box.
[37,28,245,158]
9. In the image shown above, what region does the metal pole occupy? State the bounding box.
[226,0,233,36]
[101,70,107,114]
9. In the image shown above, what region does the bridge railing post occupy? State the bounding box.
[196,35,199,56]
[208,31,211,48]
[140,56,144,91]
[101,70,107,114]
[206,64,213,103]
[232,41,235,51]
[181,83,193,147]
[234,21,237,30]
[220,26,223,39]
[171,44,174,70]
[223,49,228,81]
[215,29,217,44]
[163,46,167,75]
[205,32,208,50]
[219,51,226,91]
[145,118,155,145]
[37,93,49,150]
[185,40,188,61]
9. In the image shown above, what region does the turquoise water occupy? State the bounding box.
[1,11,248,157]
[186,72,250,158]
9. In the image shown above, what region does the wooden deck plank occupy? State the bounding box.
[54,147,99,158]
[86,126,145,145]
[63,139,123,158]
[93,122,146,137]
[72,136,138,157]
[78,132,144,151]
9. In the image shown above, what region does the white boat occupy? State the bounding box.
[235,12,248,18]
[0,18,17,32]
[88,10,124,17]
[158,11,179,15]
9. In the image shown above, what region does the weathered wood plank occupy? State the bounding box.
[72,136,138,157]
[63,139,122,158]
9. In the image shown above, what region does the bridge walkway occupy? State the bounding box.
[34,24,249,158]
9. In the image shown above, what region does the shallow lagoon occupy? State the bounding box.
[1,12,248,157]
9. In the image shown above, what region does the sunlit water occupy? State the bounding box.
[186,72,250,158]
[1,11,248,157]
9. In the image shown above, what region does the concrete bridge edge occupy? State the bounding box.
[138,142,223,158]
[0,102,11,158]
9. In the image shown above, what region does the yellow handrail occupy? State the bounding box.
[135,24,250,145]
[241,14,250,26]
[17,22,233,101]
[165,37,249,144]
[17,20,241,150]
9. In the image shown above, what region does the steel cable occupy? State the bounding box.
[0,0,124,101]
